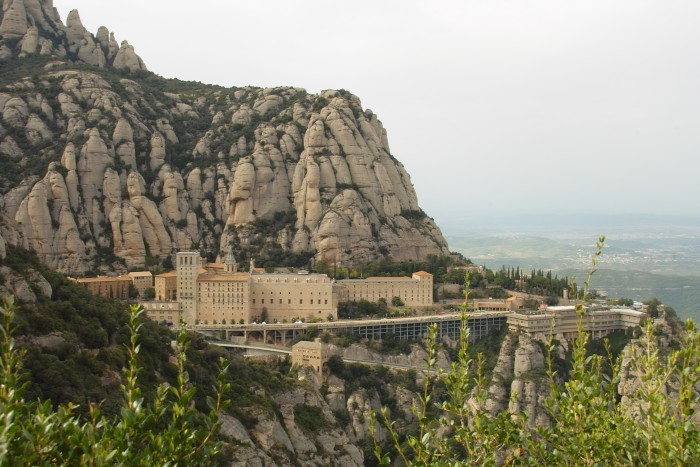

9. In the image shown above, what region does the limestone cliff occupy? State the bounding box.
[222,367,365,467]
[335,342,451,372]
[0,0,147,70]
[0,213,52,303]
[482,332,569,428]
[216,361,424,466]
[0,2,449,274]
[617,318,700,425]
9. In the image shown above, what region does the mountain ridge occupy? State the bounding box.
[0,0,449,275]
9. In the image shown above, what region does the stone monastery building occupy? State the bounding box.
[71,271,154,299]
[173,251,336,325]
[336,273,433,307]
[150,251,434,326]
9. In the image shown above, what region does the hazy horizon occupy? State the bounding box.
[54,1,700,225]
[435,210,700,237]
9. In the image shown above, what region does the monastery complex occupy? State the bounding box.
[144,251,434,326]
[71,251,647,346]
[70,271,153,299]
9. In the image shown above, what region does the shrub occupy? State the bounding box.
[143,287,155,300]
[293,404,328,434]
[333,408,351,427]
[371,237,700,465]
[0,299,230,465]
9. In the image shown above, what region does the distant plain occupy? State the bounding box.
[443,213,700,323]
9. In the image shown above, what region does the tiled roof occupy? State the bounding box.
[197,273,249,282]
[128,271,152,277]
[74,276,131,283]
[292,340,323,349]
[156,271,177,277]
[366,276,412,280]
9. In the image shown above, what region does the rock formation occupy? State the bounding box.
[112,40,146,72]
[204,358,427,466]
[0,2,447,275]
[0,213,52,303]
[0,0,146,69]
[335,342,451,372]
[483,332,567,428]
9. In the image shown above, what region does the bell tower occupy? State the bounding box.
[225,250,238,273]
[176,251,200,325]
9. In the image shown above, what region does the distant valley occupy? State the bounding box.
[444,214,700,323]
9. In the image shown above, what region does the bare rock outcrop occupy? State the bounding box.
[113,40,147,72]
[113,118,136,168]
[616,318,698,424]
[508,334,551,427]
[18,25,38,55]
[336,342,451,371]
[485,332,518,414]
[65,9,106,67]
[0,0,145,69]
[126,171,172,258]
[0,0,29,38]
[1,4,447,274]
[481,332,557,428]
[2,76,447,273]
[346,388,382,443]
[231,373,364,466]
[0,214,51,303]
[219,414,277,467]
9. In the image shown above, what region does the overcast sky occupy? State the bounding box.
[54,0,700,232]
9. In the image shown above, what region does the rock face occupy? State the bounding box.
[0,214,52,303]
[0,4,448,274]
[112,40,146,72]
[483,332,564,428]
[617,318,700,425]
[221,366,363,466]
[0,0,146,70]
[213,356,427,466]
[336,342,451,372]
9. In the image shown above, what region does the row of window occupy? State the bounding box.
[202,293,245,298]
[251,290,330,295]
[202,299,245,304]
[251,298,329,305]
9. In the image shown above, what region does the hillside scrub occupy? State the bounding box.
[1,246,200,413]
[0,299,230,465]
[372,236,700,465]
[373,314,700,465]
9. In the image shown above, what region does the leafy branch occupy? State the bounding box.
[0,300,229,465]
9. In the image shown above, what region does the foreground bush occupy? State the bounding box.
[0,298,229,466]
[372,238,700,465]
